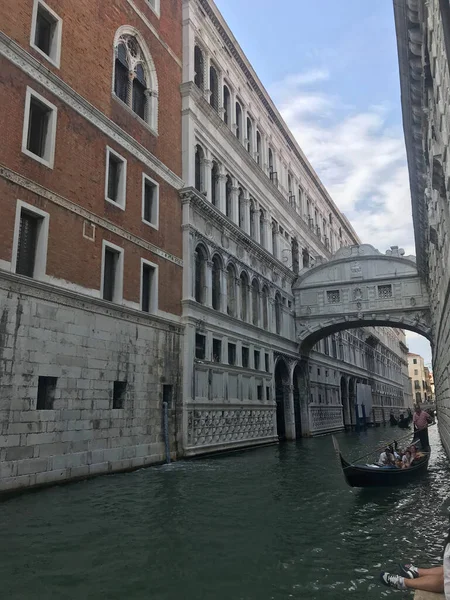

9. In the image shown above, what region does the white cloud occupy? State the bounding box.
[271,73,415,254]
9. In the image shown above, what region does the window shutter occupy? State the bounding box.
[16,212,38,277]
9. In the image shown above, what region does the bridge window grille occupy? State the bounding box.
[327,290,340,304]
[378,284,392,299]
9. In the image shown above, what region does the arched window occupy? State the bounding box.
[240,272,249,321]
[210,65,219,111]
[250,200,256,239]
[212,255,222,310]
[246,117,253,153]
[223,85,231,126]
[211,161,219,207]
[235,101,242,140]
[194,245,207,303]
[114,33,157,128]
[275,292,282,335]
[262,286,269,330]
[252,279,260,326]
[259,209,265,247]
[256,130,261,165]
[225,175,232,218]
[195,144,204,192]
[238,188,245,229]
[194,45,204,90]
[227,264,237,317]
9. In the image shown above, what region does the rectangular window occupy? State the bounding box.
[16,211,39,277]
[228,343,236,366]
[105,147,127,209]
[213,339,222,363]
[142,174,159,228]
[30,0,62,67]
[113,381,127,409]
[141,260,157,313]
[13,201,49,279]
[257,385,263,401]
[22,87,57,168]
[195,334,206,360]
[265,353,270,372]
[266,386,271,401]
[163,384,173,408]
[254,350,260,370]
[327,290,340,304]
[37,376,57,410]
[378,284,393,299]
[102,242,123,303]
[242,347,249,368]
[413,358,417,364]
[414,369,418,376]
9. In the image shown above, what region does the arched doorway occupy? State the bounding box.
[348,378,356,428]
[275,359,289,441]
[341,376,350,429]
[293,365,302,438]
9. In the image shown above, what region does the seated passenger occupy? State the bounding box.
[401,450,411,468]
[378,448,394,467]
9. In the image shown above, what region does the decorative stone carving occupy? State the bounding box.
[350,262,362,278]
[187,408,275,447]
[221,233,229,249]
[410,297,416,306]
[353,287,363,301]
[236,245,244,259]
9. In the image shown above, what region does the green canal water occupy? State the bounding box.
[1,426,449,599]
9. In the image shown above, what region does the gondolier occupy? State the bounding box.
[413,404,432,450]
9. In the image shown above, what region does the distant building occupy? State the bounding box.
[408,353,433,404]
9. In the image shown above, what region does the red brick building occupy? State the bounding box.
[0,0,183,492]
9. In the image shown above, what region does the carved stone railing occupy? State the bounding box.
[309,406,344,433]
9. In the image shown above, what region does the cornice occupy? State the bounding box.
[195,0,359,241]
[1,165,183,267]
[393,0,428,276]
[0,270,183,333]
[181,186,295,279]
[0,32,184,191]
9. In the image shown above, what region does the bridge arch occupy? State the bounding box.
[293,244,432,353]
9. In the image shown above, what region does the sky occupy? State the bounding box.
[214,0,432,367]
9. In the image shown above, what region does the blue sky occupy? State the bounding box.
[214,0,432,366]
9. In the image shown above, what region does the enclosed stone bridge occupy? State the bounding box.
[293,245,432,352]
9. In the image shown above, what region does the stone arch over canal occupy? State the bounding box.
[293,244,433,352]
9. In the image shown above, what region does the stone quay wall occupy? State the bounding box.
[0,274,183,493]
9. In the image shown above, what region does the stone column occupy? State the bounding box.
[205,260,213,307]
[201,158,212,201]
[218,71,225,120]
[230,89,237,136]
[220,267,227,313]
[267,297,275,334]
[254,200,261,245]
[242,105,248,149]
[217,170,227,214]
[284,384,296,440]
[248,283,253,326]
[231,178,240,225]
[242,190,251,234]
[235,277,242,322]
[204,53,211,102]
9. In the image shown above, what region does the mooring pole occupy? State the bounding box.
[163,401,170,464]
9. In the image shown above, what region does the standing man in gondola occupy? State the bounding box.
[413,404,432,451]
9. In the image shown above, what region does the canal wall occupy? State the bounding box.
[0,275,182,493]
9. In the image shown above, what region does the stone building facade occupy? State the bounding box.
[180,0,411,455]
[0,0,184,492]
[408,352,432,404]
[394,0,450,455]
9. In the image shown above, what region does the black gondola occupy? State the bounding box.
[332,436,430,488]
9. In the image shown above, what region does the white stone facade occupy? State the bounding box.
[181,0,412,454]
[394,0,450,455]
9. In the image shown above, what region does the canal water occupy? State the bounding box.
[1,426,449,600]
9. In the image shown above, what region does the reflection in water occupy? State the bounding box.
[0,426,449,599]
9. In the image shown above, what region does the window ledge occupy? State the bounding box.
[112,93,158,137]
[142,218,158,230]
[21,147,54,169]
[105,196,126,211]
[30,42,60,69]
